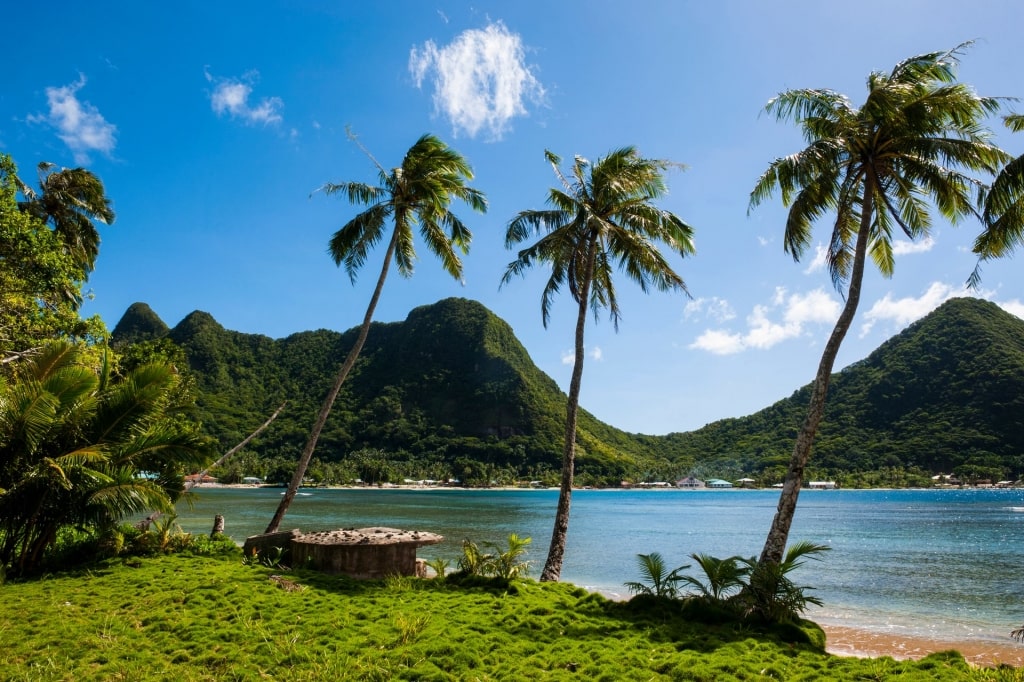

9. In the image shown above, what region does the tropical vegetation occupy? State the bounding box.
[266,133,486,533]
[502,147,694,580]
[4,551,1016,680]
[0,156,107,363]
[110,295,1024,489]
[748,42,1010,563]
[0,341,215,574]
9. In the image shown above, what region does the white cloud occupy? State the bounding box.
[859,281,958,336]
[27,74,116,164]
[409,21,544,140]
[995,299,1024,319]
[689,329,745,355]
[684,296,736,323]
[205,69,283,126]
[689,287,840,355]
[804,243,827,275]
[590,346,603,361]
[892,235,935,256]
[560,349,574,365]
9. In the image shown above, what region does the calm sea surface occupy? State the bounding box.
[175,487,1024,647]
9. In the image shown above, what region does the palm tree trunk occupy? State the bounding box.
[264,228,399,534]
[540,239,596,582]
[759,192,874,564]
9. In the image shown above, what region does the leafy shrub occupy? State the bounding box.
[734,541,830,624]
[679,553,749,602]
[454,534,531,580]
[626,541,830,626]
[425,557,450,579]
[623,552,690,599]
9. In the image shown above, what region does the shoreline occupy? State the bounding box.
[821,624,1024,667]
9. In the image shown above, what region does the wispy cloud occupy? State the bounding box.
[409,21,544,140]
[205,69,283,126]
[996,299,1024,319]
[689,287,840,355]
[684,296,736,323]
[892,235,935,256]
[859,281,958,336]
[804,243,828,275]
[560,345,603,364]
[27,74,116,164]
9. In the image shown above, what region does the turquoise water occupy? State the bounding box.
[175,487,1024,646]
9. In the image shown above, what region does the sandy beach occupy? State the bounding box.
[823,625,1024,668]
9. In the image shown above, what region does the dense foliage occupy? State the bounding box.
[0,339,216,574]
[0,156,106,363]
[114,296,1024,487]
[644,297,1024,484]
[114,297,649,486]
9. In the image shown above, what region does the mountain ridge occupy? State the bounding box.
[112,296,1024,484]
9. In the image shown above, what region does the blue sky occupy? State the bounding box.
[4,1,1024,435]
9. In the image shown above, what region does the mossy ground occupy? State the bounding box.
[0,552,1019,681]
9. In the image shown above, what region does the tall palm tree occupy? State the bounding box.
[970,114,1024,279]
[749,42,1007,565]
[17,162,115,276]
[502,147,694,581]
[264,134,486,533]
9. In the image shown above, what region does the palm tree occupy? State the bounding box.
[0,341,214,573]
[749,42,1007,564]
[17,162,115,276]
[969,114,1024,281]
[264,134,486,533]
[502,147,694,581]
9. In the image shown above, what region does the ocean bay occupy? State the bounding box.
[175,487,1024,650]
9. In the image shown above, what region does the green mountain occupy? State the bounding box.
[111,296,1024,485]
[110,302,169,345]
[641,297,1024,482]
[114,297,644,483]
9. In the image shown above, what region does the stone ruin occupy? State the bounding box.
[244,527,443,579]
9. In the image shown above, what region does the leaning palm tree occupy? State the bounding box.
[17,162,115,276]
[264,134,486,533]
[502,147,694,581]
[749,42,1007,565]
[969,114,1024,283]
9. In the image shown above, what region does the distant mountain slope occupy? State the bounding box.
[111,296,1024,482]
[641,297,1024,479]
[113,297,647,480]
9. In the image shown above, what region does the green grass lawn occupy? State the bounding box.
[0,552,1019,681]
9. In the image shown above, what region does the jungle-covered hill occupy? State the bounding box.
[640,297,1024,482]
[112,296,1024,483]
[112,297,643,481]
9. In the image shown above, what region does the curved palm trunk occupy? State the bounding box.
[540,240,596,582]
[265,229,399,534]
[759,192,874,564]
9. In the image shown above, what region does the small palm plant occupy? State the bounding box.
[623,552,690,599]
[679,553,749,603]
[484,533,531,580]
[736,541,830,623]
[456,534,532,579]
[456,539,494,576]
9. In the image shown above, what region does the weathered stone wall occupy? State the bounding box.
[242,529,301,563]
[291,541,420,578]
